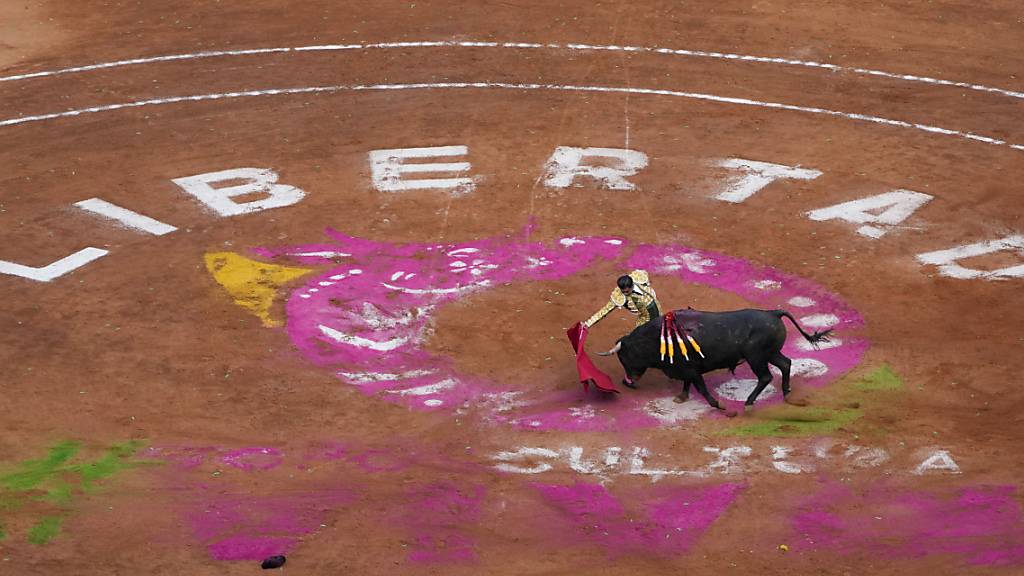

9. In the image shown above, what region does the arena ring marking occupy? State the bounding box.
[2,39,1023,103]
[1,81,1022,154]
[257,230,868,431]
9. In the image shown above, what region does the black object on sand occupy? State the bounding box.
[261,555,287,569]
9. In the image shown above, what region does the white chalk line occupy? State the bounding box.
[3,40,1023,103]
[2,81,1021,153]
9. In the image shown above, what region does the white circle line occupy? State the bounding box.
[2,39,1023,102]
[2,81,1021,153]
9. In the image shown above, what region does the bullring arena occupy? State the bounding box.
[1,1,1023,574]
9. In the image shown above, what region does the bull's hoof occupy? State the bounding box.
[784,396,809,407]
[723,409,739,418]
[622,379,637,389]
[672,394,688,404]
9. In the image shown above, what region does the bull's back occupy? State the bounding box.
[638,308,787,370]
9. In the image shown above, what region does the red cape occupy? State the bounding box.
[566,322,619,393]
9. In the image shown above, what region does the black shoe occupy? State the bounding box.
[622,379,637,389]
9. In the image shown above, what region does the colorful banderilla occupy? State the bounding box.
[661,311,705,364]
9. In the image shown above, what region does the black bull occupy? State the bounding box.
[597,309,832,409]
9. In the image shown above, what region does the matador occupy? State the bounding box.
[582,270,661,329]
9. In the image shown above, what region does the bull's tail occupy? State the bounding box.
[775,310,833,347]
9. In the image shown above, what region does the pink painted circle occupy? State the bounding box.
[256,230,867,431]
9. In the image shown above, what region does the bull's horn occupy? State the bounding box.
[596,341,623,356]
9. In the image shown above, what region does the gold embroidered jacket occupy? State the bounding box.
[583,270,661,328]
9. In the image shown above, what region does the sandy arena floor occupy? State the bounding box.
[1,1,1023,574]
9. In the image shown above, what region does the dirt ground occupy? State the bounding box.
[1,1,1023,574]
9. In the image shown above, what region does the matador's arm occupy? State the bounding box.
[583,301,615,329]
[582,288,627,329]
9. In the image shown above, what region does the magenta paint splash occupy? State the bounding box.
[531,480,743,556]
[149,442,485,477]
[299,442,414,473]
[257,229,867,431]
[149,442,493,563]
[142,446,217,470]
[220,448,284,471]
[188,489,354,561]
[144,446,285,472]
[396,482,486,564]
[792,482,1024,566]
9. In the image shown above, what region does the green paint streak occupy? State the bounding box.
[0,441,80,492]
[27,516,63,545]
[1,440,148,546]
[851,364,904,392]
[0,494,22,511]
[719,406,862,437]
[718,364,907,438]
[42,480,73,505]
[67,440,146,490]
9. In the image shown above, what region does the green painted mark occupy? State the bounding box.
[42,480,73,505]
[68,440,146,490]
[718,364,907,437]
[850,364,904,392]
[0,440,148,545]
[719,406,862,437]
[27,516,63,545]
[0,493,22,511]
[0,441,80,492]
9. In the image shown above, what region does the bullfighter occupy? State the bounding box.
[582,270,661,330]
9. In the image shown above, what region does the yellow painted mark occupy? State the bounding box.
[204,252,312,327]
